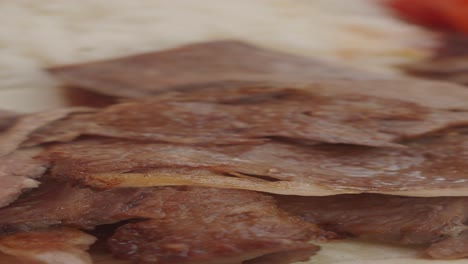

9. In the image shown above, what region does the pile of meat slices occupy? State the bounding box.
[2,41,468,264]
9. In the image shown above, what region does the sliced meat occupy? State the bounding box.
[0,110,18,132]
[403,34,468,87]
[109,220,317,264]
[0,180,145,231]
[276,194,468,259]
[427,231,468,259]
[406,57,468,86]
[0,183,321,264]
[47,40,468,110]
[436,34,468,58]
[47,40,380,99]
[293,79,468,111]
[0,228,95,264]
[0,148,48,208]
[26,87,468,148]
[44,128,468,196]
[63,86,118,108]
[108,187,319,264]
[0,107,95,157]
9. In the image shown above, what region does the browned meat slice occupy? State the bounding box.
[44,127,468,196]
[0,228,95,264]
[47,40,379,99]
[276,194,468,259]
[403,34,468,87]
[435,34,468,58]
[25,87,468,148]
[0,148,48,208]
[0,107,95,157]
[108,187,319,264]
[294,79,468,111]
[0,183,320,264]
[0,110,18,132]
[405,57,468,87]
[0,180,145,231]
[64,86,118,108]
[47,40,468,111]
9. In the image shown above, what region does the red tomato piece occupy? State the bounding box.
[386,0,468,34]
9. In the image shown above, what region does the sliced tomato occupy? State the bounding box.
[386,0,468,34]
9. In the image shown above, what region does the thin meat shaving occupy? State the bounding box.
[44,128,468,197]
[404,34,468,87]
[25,87,468,148]
[0,107,95,157]
[0,107,94,209]
[3,178,468,260]
[0,181,321,264]
[0,148,47,208]
[46,41,468,112]
[277,194,468,259]
[47,41,379,99]
[0,110,17,133]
